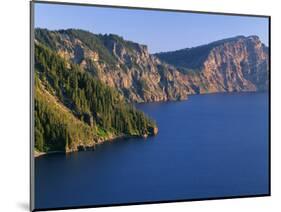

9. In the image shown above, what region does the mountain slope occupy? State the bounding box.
[156,35,269,93]
[34,43,157,154]
[35,75,95,152]
[35,28,190,102]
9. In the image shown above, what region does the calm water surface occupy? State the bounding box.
[35,92,269,209]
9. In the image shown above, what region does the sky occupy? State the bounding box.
[34,2,269,54]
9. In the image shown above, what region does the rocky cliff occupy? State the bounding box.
[35,29,190,102]
[35,29,269,102]
[156,35,269,93]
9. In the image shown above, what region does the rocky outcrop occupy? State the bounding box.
[35,29,269,102]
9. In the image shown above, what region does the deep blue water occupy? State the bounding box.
[35,92,269,209]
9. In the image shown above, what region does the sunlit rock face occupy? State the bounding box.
[156,35,269,94]
[36,29,268,103]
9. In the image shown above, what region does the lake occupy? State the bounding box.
[35,92,269,209]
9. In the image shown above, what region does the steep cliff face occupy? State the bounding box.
[35,29,189,102]
[35,29,268,102]
[156,36,269,93]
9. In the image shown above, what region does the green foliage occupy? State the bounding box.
[66,29,118,65]
[155,36,251,71]
[35,79,95,152]
[35,28,118,66]
[35,28,60,50]
[101,33,137,53]
[155,46,212,70]
[34,43,156,153]
[35,128,44,152]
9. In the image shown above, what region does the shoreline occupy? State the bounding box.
[34,132,157,158]
[33,92,265,158]
[34,150,66,158]
[135,90,267,105]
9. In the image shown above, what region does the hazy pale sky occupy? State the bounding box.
[34,2,269,53]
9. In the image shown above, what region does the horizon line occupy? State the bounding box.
[34,27,267,54]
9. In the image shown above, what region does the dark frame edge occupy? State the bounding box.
[30,1,35,211]
[30,0,271,211]
[268,16,271,196]
[33,194,270,212]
